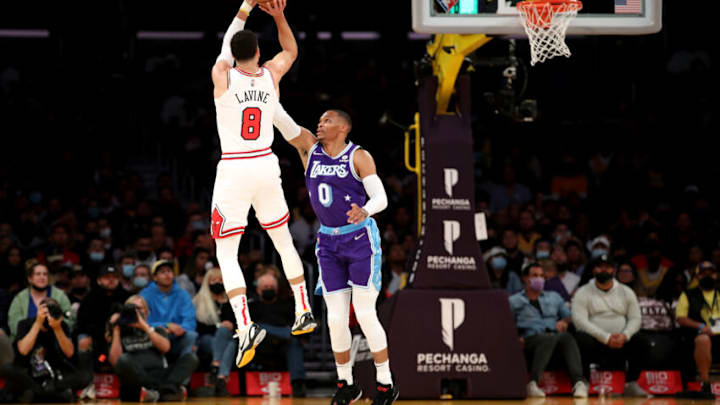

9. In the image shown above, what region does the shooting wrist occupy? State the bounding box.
[239,1,254,16]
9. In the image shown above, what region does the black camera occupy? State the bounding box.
[45,302,64,319]
[117,304,139,326]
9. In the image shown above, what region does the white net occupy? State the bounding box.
[517,1,582,66]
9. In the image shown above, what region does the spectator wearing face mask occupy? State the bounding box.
[509,263,587,398]
[533,239,553,261]
[118,255,137,292]
[130,265,152,294]
[192,268,236,396]
[82,237,110,279]
[76,265,130,375]
[8,264,73,341]
[675,261,720,398]
[249,270,308,397]
[484,246,523,294]
[572,255,648,397]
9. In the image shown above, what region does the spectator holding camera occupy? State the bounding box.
[3,297,92,402]
[675,261,720,397]
[509,262,587,398]
[76,265,130,370]
[572,255,648,397]
[109,295,197,401]
[193,268,236,396]
[140,260,198,357]
[8,263,73,341]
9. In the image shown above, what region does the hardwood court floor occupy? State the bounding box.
[90,397,713,405]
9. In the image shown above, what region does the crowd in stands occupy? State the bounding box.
[0,1,715,400]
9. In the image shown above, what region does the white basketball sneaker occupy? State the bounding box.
[291,311,317,335]
[235,323,266,368]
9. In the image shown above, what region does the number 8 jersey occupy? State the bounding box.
[305,142,367,227]
[215,67,278,153]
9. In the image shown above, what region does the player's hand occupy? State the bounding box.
[346,203,368,224]
[258,0,286,17]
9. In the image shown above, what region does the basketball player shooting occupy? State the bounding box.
[288,111,399,404]
[210,0,317,369]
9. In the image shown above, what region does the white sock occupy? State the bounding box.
[291,282,311,315]
[230,295,251,332]
[375,360,392,386]
[336,362,353,385]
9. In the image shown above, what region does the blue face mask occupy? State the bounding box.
[90,251,105,262]
[122,264,135,278]
[536,250,551,259]
[491,256,507,270]
[592,248,609,259]
[133,277,149,289]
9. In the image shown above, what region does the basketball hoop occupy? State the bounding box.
[516,0,583,66]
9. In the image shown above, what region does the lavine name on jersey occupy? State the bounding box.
[234,89,271,105]
[309,160,349,179]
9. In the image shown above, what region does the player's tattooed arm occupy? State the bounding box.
[261,0,296,85]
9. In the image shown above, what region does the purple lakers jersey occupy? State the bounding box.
[305,142,367,227]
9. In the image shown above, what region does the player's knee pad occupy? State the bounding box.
[324,290,352,352]
[215,235,246,290]
[266,225,304,280]
[352,287,388,353]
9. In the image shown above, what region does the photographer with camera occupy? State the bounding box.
[109,295,198,402]
[7,263,73,341]
[1,297,92,402]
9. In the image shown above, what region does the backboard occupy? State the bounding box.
[412,0,662,35]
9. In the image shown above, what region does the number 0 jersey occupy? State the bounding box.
[305,142,367,228]
[215,67,278,154]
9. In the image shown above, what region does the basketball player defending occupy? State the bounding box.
[288,111,399,404]
[210,0,316,368]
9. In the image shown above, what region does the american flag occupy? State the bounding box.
[615,0,642,14]
[436,0,459,12]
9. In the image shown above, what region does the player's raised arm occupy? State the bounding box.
[273,103,316,168]
[211,0,256,96]
[259,0,297,88]
[347,150,389,224]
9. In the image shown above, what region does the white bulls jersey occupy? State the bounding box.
[215,67,278,156]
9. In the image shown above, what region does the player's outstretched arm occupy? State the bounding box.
[260,0,297,86]
[273,103,316,168]
[347,150,388,224]
[211,0,256,97]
